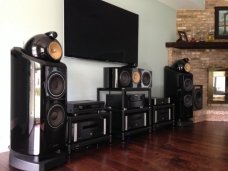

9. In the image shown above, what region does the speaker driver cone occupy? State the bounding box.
[119,70,131,87]
[184,78,193,92]
[47,104,65,128]
[132,71,140,84]
[48,41,62,61]
[48,72,65,98]
[142,72,151,86]
[184,94,193,108]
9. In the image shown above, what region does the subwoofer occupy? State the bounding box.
[164,66,193,122]
[10,47,67,170]
[193,85,203,110]
[103,67,152,88]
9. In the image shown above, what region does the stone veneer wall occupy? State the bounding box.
[168,0,228,122]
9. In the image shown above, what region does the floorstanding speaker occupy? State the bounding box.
[164,66,193,126]
[10,47,67,171]
[193,85,203,110]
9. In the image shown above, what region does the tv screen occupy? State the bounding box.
[64,0,139,66]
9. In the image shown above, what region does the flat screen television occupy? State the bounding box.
[64,0,139,66]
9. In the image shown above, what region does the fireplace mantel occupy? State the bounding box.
[166,42,228,49]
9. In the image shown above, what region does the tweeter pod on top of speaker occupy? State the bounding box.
[24,31,62,62]
[171,58,191,73]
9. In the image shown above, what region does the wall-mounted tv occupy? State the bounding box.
[64,0,139,66]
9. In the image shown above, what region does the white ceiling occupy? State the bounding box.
[157,0,205,10]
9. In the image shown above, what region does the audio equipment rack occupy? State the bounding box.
[66,100,112,154]
[150,97,175,130]
[97,88,151,141]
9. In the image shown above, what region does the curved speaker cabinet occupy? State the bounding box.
[10,47,67,171]
[164,66,193,126]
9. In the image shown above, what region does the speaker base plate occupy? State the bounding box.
[9,150,67,171]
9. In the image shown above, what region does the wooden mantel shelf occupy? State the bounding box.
[166,42,228,49]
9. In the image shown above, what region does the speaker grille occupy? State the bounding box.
[47,72,65,98]
[47,104,65,128]
[119,70,131,87]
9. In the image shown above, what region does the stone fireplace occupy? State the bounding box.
[167,47,228,122]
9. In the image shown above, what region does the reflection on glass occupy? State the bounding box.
[28,61,41,155]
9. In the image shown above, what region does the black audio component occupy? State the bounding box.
[67,110,111,153]
[71,112,109,142]
[112,110,148,133]
[10,47,67,170]
[193,85,203,110]
[152,104,174,130]
[106,94,145,109]
[103,67,152,88]
[67,100,105,115]
[151,97,170,105]
[164,66,193,125]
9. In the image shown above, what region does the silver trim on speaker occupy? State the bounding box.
[125,116,128,131]
[73,123,78,142]
[155,111,157,123]
[144,113,147,126]
[169,109,171,120]
[103,118,107,135]
[114,68,118,88]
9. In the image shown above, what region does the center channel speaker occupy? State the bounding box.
[103,67,152,88]
[10,47,67,170]
[164,66,193,120]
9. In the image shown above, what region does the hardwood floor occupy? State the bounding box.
[1,121,228,171]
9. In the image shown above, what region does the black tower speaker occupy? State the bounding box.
[10,47,67,170]
[104,67,152,88]
[193,85,203,110]
[164,66,193,126]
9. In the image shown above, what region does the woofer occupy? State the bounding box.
[183,78,193,92]
[119,70,131,87]
[142,72,151,86]
[184,94,193,108]
[48,72,66,98]
[47,104,65,128]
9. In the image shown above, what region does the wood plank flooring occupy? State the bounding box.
[1,121,228,171]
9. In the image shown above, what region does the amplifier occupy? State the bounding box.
[71,115,108,142]
[151,97,170,106]
[106,94,145,109]
[67,100,105,115]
